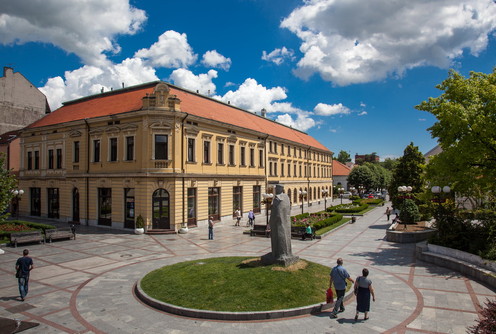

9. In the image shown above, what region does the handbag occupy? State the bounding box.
[326,288,334,303]
[354,277,360,295]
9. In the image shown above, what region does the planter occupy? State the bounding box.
[134,228,145,235]
[178,227,188,234]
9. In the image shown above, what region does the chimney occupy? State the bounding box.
[261,108,267,117]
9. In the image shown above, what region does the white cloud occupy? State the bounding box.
[201,50,231,70]
[276,113,317,132]
[261,47,295,65]
[281,0,496,85]
[360,102,366,108]
[329,129,337,133]
[135,30,197,68]
[40,58,158,109]
[419,118,426,121]
[0,0,146,66]
[214,78,287,113]
[169,69,218,95]
[314,103,350,116]
[358,111,368,116]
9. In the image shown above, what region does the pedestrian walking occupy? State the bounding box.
[385,206,391,221]
[329,258,354,318]
[354,268,376,321]
[15,249,34,301]
[208,217,214,240]
[234,209,241,226]
[248,210,255,227]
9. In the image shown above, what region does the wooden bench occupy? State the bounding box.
[45,227,76,243]
[291,226,315,240]
[250,224,270,237]
[10,231,45,248]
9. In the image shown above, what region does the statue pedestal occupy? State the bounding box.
[261,252,300,267]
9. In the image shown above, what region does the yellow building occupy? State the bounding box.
[18,82,333,232]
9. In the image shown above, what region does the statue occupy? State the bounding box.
[261,184,299,266]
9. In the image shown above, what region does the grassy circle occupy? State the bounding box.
[140,257,331,312]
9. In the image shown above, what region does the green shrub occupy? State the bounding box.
[467,298,496,334]
[0,220,55,240]
[399,199,420,224]
[135,215,145,228]
[330,203,368,213]
[312,214,343,230]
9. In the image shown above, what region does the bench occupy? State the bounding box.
[10,231,45,248]
[45,227,76,243]
[250,224,270,237]
[291,226,315,240]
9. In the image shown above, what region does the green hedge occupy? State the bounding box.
[0,221,56,240]
[327,203,369,213]
[312,214,343,230]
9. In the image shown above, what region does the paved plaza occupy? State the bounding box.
[1,201,495,333]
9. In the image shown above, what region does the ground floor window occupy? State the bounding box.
[152,189,170,229]
[30,187,41,216]
[72,188,80,222]
[124,188,135,229]
[208,187,220,220]
[98,188,112,226]
[47,188,60,219]
[253,185,261,213]
[187,188,197,227]
[233,186,242,213]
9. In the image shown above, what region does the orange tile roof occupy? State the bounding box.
[28,82,330,152]
[332,160,351,176]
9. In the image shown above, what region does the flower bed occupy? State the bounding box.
[327,203,368,213]
[291,211,344,234]
[0,221,55,242]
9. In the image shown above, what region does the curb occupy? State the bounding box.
[135,279,355,321]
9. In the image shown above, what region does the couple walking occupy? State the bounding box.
[329,258,376,321]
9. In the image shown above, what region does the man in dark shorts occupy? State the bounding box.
[15,249,34,301]
[329,257,354,318]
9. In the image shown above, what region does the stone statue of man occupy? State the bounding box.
[262,184,299,266]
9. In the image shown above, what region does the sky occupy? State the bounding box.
[1,0,496,161]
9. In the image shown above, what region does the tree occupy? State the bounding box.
[347,165,375,191]
[389,143,425,209]
[416,69,496,197]
[380,158,398,171]
[336,150,351,164]
[0,153,17,223]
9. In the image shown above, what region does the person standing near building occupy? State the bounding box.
[15,249,34,301]
[385,207,391,221]
[329,258,354,318]
[234,209,241,226]
[208,217,214,240]
[247,210,255,227]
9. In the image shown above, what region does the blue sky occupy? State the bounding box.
[1,0,495,160]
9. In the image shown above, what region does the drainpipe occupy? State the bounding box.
[84,119,90,226]
[181,114,189,229]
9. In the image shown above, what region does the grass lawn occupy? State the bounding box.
[141,256,332,312]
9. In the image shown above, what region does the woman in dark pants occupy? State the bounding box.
[354,268,376,321]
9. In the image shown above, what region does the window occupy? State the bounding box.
[98,188,112,226]
[288,163,291,177]
[126,136,134,161]
[34,151,39,169]
[48,149,54,169]
[250,148,255,167]
[281,162,284,176]
[27,152,32,170]
[269,141,273,153]
[74,141,80,163]
[269,162,273,176]
[187,188,197,226]
[124,188,135,229]
[30,187,41,216]
[47,188,59,218]
[233,186,242,213]
[217,143,224,164]
[155,135,168,160]
[259,149,264,167]
[208,187,220,220]
[229,145,235,165]
[274,143,278,154]
[110,138,118,162]
[93,140,100,162]
[240,146,246,166]
[299,165,302,177]
[274,162,278,176]
[203,141,211,163]
[187,138,195,162]
[253,185,261,213]
[294,163,297,177]
[56,148,62,169]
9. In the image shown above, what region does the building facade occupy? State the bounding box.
[0,67,50,135]
[18,82,333,231]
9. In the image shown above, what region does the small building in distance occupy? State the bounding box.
[0,67,51,135]
[332,160,351,190]
[355,153,380,164]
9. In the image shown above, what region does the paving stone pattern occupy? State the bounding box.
[0,200,494,333]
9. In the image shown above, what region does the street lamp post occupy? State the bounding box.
[321,188,328,211]
[299,190,307,215]
[358,185,364,198]
[431,185,451,205]
[338,187,344,204]
[11,189,24,220]
[262,193,274,225]
[397,186,412,229]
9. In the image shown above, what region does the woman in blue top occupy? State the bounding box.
[354,268,376,321]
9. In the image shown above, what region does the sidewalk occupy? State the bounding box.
[0,202,494,333]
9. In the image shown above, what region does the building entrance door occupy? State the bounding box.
[152,189,170,229]
[72,188,80,223]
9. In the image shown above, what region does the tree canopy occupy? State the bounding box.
[0,153,17,222]
[336,150,351,164]
[416,69,496,196]
[347,162,391,191]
